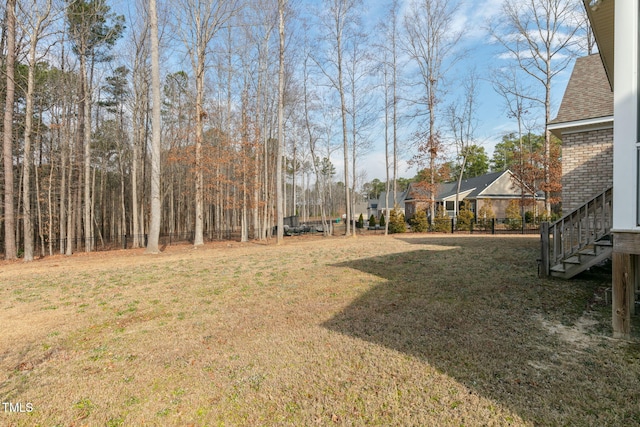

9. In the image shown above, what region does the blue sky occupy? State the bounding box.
[353,0,578,182]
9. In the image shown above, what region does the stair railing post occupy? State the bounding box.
[541,222,550,277]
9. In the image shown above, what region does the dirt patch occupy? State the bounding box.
[536,313,603,350]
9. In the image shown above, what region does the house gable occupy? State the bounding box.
[476,171,522,199]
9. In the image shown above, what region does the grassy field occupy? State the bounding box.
[1,234,638,426]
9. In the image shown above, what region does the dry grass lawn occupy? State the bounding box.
[1,234,639,426]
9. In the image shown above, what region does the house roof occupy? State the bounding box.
[437,171,508,200]
[406,171,518,202]
[548,54,613,127]
[373,191,407,209]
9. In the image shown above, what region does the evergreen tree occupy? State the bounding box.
[410,210,428,232]
[433,204,451,233]
[456,201,474,231]
[388,209,406,233]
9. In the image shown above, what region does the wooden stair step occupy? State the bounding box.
[564,256,581,265]
[579,248,597,256]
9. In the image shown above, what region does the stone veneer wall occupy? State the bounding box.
[561,127,613,214]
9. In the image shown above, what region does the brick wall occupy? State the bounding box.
[561,127,613,214]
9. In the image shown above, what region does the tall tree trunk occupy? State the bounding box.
[3,0,17,260]
[22,27,42,261]
[47,147,55,256]
[146,0,162,253]
[81,55,92,252]
[65,150,74,256]
[276,0,286,244]
[194,49,205,246]
[544,79,551,216]
[337,35,351,237]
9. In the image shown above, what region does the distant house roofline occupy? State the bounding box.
[405,170,526,202]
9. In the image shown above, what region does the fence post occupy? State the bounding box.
[451,218,455,234]
[540,222,550,277]
[491,218,495,235]
[123,234,127,250]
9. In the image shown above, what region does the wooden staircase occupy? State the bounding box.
[540,188,613,279]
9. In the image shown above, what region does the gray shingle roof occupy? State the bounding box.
[437,171,506,199]
[549,54,613,125]
[406,171,508,201]
[375,191,407,209]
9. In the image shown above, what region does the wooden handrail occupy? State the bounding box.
[540,187,612,277]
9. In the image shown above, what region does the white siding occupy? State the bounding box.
[612,0,639,231]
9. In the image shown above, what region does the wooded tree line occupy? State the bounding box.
[1,0,592,260]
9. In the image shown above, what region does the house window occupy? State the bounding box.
[445,201,454,211]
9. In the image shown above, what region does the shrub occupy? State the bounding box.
[506,200,523,230]
[477,201,496,230]
[379,213,386,227]
[369,214,377,228]
[537,212,560,223]
[356,213,364,229]
[456,201,475,231]
[410,210,429,232]
[432,204,451,233]
[525,210,535,224]
[388,209,406,234]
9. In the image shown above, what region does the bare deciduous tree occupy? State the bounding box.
[174,0,239,246]
[276,0,286,244]
[3,0,17,260]
[492,65,538,218]
[491,0,581,215]
[146,0,161,253]
[377,0,401,234]
[403,0,463,222]
[316,0,362,237]
[447,70,479,220]
[18,0,54,261]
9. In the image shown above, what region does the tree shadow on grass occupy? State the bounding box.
[322,237,640,425]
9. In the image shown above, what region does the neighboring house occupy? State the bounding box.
[548,54,613,214]
[352,200,369,221]
[368,191,407,218]
[404,170,544,220]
